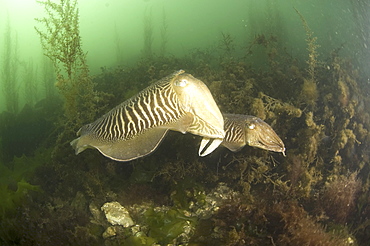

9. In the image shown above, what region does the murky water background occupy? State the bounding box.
[1,0,370,245]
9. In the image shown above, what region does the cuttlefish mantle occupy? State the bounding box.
[70,70,225,161]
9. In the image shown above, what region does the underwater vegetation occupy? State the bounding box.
[1,15,20,114]
[0,148,51,219]
[1,1,370,246]
[143,8,154,60]
[35,0,104,132]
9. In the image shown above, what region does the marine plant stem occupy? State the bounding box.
[143,7,154,59]
[2,15,19,114]
[35,0,98,130]
[159,7,169,57]
[294,7,319,82]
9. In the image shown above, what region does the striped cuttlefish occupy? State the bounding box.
[71,70,285,161]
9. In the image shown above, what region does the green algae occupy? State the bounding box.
[122,235,157,246]
[0,148,51,218]
[143,207,196,244]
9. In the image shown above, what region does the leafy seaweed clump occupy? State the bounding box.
[0,148,51,218]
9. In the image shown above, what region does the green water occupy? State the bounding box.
[0,0,368,113]
[1,0,370,245]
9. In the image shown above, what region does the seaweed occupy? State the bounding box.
[35,0,100,131]
[218,32,235,57]
[113,22,125,65]
[1,15,19,114]
[0,148,50,219]
[143,207,197,244]
[143,7,154,60]
[294,8,320,109]
[294,8,319,82]
[272,201,351,246]
[41,56,56,99]
[21,59,38,107]
[159,7,169,57]
[319,172,362,224]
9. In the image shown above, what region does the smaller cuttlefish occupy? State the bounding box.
[70,70,225,162]
[221,114,285,155]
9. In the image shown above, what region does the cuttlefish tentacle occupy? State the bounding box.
[222,114,285,155]
[170,73,225,156]
[71,70,224,162]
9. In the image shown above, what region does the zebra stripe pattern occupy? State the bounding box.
[223,117,245,144]
[80,79,185,142]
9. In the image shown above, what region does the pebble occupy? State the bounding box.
[101,201,134,227]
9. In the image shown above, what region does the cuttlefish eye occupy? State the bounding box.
[175,79,188,87]
[247,123,255,130]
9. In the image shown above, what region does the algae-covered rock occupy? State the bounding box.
[101,201,134,227]
[102,226,117,239]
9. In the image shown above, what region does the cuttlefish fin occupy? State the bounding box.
[71,127,169,162]
[199,137,223,156]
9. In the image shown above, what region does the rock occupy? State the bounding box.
[89,202,104,224]
[101,201,134,227]
[71,191,86,211]
[102,226,117,239]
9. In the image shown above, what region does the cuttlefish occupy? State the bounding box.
[70,70,225,161]
[221,114,285,155]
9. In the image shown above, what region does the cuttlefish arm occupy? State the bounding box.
[70,70,224,161]
[222,114,285,155]
[172,73,224,156]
